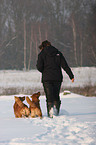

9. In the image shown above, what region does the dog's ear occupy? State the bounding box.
[30,95,33,99]
[37,92,40,96]
[19,96,25,101]
[36,92,40,98]
[14,96,17,99]
[35,92,41,98]
[30,92,40,99]
[14,96,18,102]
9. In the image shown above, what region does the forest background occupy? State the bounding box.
[0,0,96,70]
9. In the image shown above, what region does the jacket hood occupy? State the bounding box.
[43,45,58,56]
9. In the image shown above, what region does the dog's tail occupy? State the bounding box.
[14,96,24,107]
[26,97,36,107]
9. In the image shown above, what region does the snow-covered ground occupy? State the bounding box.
[0,67,96,95]
[0,67,96,144]
[0,92,96,145]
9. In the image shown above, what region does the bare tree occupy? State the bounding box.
[28,25,33,70]
[24,18,27,70]
[34,31,38,60]
[38,23,42,43]
[72,16,78,65]
[79,31,83,66]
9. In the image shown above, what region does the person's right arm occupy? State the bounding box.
[60,53,74,80]
[36,53,44,73]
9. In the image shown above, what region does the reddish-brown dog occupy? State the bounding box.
[26,92,42,118]
[13,96,30,118]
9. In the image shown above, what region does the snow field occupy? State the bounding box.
[0,67,96,95]
[0,67,96,144]
[0,92,96,145]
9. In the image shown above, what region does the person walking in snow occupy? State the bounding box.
[36,40,74,118]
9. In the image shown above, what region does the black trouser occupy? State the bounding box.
[43,82,61,115]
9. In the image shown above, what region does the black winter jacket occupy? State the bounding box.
[36,45,74,82]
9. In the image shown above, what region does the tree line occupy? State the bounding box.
[0,0,96,70]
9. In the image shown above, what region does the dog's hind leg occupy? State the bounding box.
[36,108,42,119]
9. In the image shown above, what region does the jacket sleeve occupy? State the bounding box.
[60,53,74,79]
[36,53,44,73]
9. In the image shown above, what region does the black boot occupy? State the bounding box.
[53,101,61,116]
